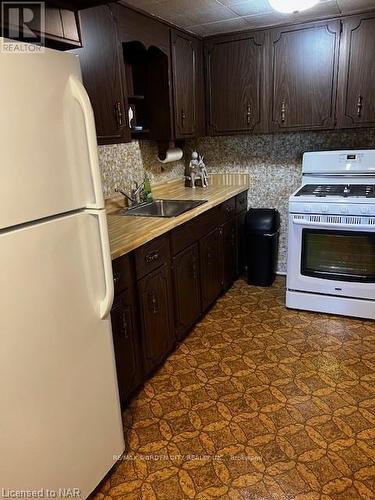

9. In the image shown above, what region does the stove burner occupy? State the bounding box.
[295,184,375,198]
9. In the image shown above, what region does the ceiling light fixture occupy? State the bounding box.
[268,0,320,14]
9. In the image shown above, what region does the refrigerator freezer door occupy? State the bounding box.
[0,211,124,497]
[0,41,104,230]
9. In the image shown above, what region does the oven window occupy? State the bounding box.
[301,229,375,282]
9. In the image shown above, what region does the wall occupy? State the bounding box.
[193,129,375,272]
[98,140,186,199]
[98,128,375,273]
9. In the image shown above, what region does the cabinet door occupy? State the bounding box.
[111,287,142,405]
[74,5,130,144]
[200,228,222,311]
[138,263,175,376]
[221,218,237,290]
[337,14,375,128]
[236,211,246,277]
[205,32,267,135]
[270,20,340,131]
[171,30,204,139]
[171,31,198,138]
[173,243,201,339]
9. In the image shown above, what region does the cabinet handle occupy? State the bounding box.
[145,250,160,264]
[246,104,251,125]
[115,101,124,128]
[281,99,286,123]
[357,95,363,118]
[121,313,129,339]
[148,292,159,314]
[113,272,121,285]
[192,261,197,280]
[181,109,186,121]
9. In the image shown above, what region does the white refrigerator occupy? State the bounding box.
[0,41,125,497]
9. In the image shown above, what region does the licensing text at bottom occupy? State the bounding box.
[1,489,81,498]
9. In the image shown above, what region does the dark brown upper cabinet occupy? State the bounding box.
[270,20,340,132]
[2,5,81,50]
[337,14,375,129]
[171,31,205,139]
[112,3,174,142]
[205,31,267,136]
[74,5,130,144]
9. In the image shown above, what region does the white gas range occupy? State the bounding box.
[286,150,375,320]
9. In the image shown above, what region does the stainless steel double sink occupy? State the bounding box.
[116,199,208,218]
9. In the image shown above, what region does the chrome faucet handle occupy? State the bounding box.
[115,188,136,206]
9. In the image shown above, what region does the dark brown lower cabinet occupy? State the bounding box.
[172,243,201,340]
[236,211,247,276]
[111,287,142,404]
[200,228,222,311]
[111,192,248,404]
[221,218,237,290]
[138,263,175,376]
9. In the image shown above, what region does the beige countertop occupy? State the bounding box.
[107,174,250,260]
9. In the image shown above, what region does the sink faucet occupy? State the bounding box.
[116,182,143,207]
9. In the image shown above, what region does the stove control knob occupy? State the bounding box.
[340,206,349,214]
[304,206,312,213]
[360,206,370,215]
[321,205,329,213]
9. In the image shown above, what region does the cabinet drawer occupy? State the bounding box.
[112,253,134,295]
[236,192,248,213]
[171,206,220,256]
[195,206,220,240]
[220,197,236,221]
[171,221,195,256]
[135,234,170,279]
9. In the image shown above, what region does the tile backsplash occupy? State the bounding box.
[98,128,375,272]
[98,140,186,199]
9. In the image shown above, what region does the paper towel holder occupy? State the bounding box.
[158,140,184,163]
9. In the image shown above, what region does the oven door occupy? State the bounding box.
[287,214,375,300]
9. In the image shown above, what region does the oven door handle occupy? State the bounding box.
[292,219,374,230]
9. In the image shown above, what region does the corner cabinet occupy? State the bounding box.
[205,31,267,136]
[73,5,130,144]
[336,14,375,129]
[269,20,340,132]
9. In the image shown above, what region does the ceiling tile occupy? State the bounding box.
[221,0,273,16]
[187,16,249,35]
[337,0,375,14]
[120,0,375,36]
[155,0,237,26]
[243,10,289,28]
[291,1,341,21]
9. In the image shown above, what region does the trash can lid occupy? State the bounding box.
[246,208,280,233]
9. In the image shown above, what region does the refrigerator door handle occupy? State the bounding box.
[87,210,114,319]
[69,75,104,209]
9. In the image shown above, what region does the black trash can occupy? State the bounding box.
[246,208,280,286]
